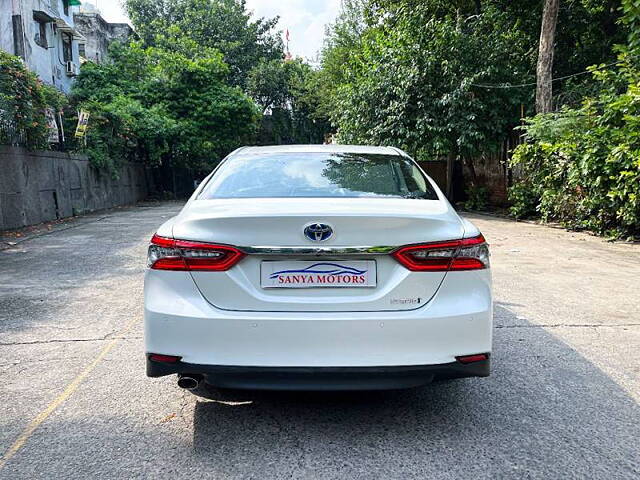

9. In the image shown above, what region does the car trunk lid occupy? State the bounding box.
[174,198,464,312]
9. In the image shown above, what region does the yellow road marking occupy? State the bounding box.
[0,318,138,470]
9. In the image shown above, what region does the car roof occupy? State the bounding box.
[234,144,404,156]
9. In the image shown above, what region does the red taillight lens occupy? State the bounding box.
[456,353,489,364]
[148,354,181,363]
[392,234,489,272]
[148,234,245,271]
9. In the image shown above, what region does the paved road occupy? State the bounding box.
[1,203,638,479]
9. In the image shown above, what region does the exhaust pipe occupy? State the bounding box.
[177,374,201,390]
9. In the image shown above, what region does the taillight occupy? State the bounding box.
[148,354,181,363]
[148,234,245,271]
[392,234,489,272]
[456,353,489,364]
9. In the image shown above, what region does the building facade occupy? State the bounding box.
[74,6,136,64]
[1,0,84,93]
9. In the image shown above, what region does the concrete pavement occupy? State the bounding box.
[0,203,638,479]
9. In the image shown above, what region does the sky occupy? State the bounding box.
[86,0,341,61]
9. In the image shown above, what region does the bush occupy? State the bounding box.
[71,42,259,175]
[0,51,66,149]
[508,177,540,219]
[464,185,489,211]
[509,49,640,239]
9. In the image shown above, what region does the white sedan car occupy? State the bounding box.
[144,145,492,391]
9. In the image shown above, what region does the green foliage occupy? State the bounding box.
[321,3,531,164]
[247,59,331,144]
[0,51,66,149]
[508,172,543,218]
[124,0,330,149]
[289,66,333,144]
[317,0,630,214]
[509,49,640,238]
[464,185,490,210]
[247,59,293,113]
[320,0,629,155]
[621,0,640,49]
[71,41,259,173]
[124,0,283,87]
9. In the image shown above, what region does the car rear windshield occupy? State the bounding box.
[198,152,439,200]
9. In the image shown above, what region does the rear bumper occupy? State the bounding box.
[144,269,492,376]
[147,357,490,390]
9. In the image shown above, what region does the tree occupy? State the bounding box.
[247,59,292,114]
[316,0,629,204]
[124,0,283,87]
[621,0,640,49]
[536,0,560,113]
[321,3,531,163]
[509,0,640,238]
[510,48,640,238]
[325,0,629,114]
[316,0,368,124]
[247,59,331,144]
[71,42,259,175]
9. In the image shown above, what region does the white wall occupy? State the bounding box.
[0,0,17,57]
[0,0,81,94]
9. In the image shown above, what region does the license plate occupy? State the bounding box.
[261,260,377,289]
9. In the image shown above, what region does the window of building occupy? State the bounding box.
[33,11,53,49]
[62,32,73,62]
[34,20,48,48]
[78,43,86,58]
[63,0,69,16]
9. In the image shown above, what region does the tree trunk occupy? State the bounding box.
[536,0,560,114]
[463,157,478,187]
[445,154,455,201]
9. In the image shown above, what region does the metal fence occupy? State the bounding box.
[0,101,27,146]
[0,105,72,151]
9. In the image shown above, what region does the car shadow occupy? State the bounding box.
[190,305,640,479]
